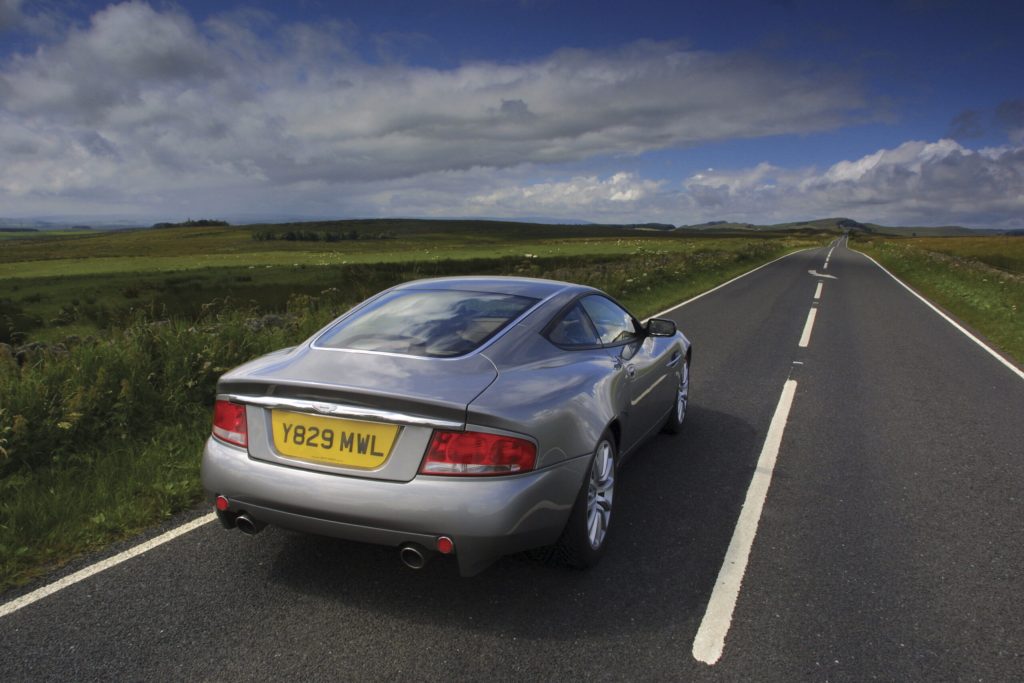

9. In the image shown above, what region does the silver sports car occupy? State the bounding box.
[202,276,691,575]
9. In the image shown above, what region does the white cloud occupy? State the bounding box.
[0,2,867,218]
[373,139,1024,228]
[1,3,1018,229]
[680,139,1024,228]
[466,172,663,214]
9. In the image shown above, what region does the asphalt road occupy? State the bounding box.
[3,240,1022,681]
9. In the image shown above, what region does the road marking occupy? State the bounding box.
[651,249,812,319]
[808,270,836,279]
[855,250,1024,382]
[814,282,823,300]
[692,379,798,665]
[798,307,817,348]
[0,513,216,619]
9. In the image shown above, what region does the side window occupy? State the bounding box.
[580,295,639,346]
[547,303,601,348]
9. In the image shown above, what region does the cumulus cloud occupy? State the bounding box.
[2,3,1017,229]
[679,139,1024,228]
[413,140,1024,228]
[465,172,664,216]
[350,139,1023,229]
[0,1,868,217]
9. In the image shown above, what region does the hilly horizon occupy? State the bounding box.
[0,215,1014,237]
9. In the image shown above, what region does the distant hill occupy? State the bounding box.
[865,224,1005,237]
[2,213,1012,237]
[676,217,1006,236]
[152,218,230,229]
[241,217,674,242]
[0,217,135,231]
[675,217,867,233]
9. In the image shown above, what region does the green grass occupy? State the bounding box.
[853,235,1024,365]
[0,222,827,591]
[0,219,674,265]
[0,227,811,345]
[0,419,209,583]
[880,236,1024,274]
[0,228,103,241]
[0,237,712,279]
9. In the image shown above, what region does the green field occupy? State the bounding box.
[0,220,809,345]
[852,235,1024,364]
[0,220,829,590]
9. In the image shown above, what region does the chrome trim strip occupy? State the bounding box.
[226,394,464,430]
[630,374,668,406]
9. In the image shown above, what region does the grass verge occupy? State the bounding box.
[852,236,1023,366]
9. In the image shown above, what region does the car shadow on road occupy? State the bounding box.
[259,402,763,641]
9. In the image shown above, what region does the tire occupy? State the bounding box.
[661,356,689,434]
[555,431,616,569]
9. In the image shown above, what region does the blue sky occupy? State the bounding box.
[1,0,1021,228]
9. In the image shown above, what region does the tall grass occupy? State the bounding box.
[0,237,818,590]
[854,237,1023,364]
[0,295,341,588]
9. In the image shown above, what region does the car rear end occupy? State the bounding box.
[201,278,589,575]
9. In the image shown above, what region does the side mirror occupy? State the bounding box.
[645,318,676,337]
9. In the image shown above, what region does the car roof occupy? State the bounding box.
[395,276,590,300]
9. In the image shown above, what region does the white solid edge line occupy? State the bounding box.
[692,379,798,665]
[650,248,813,320]
[854,249,1024,382]
[0,513,216,619]
[798,307,817,348]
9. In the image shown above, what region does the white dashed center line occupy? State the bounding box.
[798,307,817,348]
[693,249,831,663]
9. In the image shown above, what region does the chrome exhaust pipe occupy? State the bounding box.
[235,513,266,536]
[399,543,433,570]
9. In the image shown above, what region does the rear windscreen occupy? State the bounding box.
[316,289,539,358]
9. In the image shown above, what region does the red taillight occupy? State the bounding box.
[212,400,248,448]
[436,536,455,554]
[420,430,536,476]
[215,495,230,512]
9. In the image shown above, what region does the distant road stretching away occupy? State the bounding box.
[2,240,1022,681]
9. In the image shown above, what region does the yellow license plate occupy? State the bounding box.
[271,410,400,468]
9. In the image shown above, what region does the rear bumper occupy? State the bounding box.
[201,436,589,576]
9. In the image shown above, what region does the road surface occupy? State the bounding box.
[3,239,1022,680]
